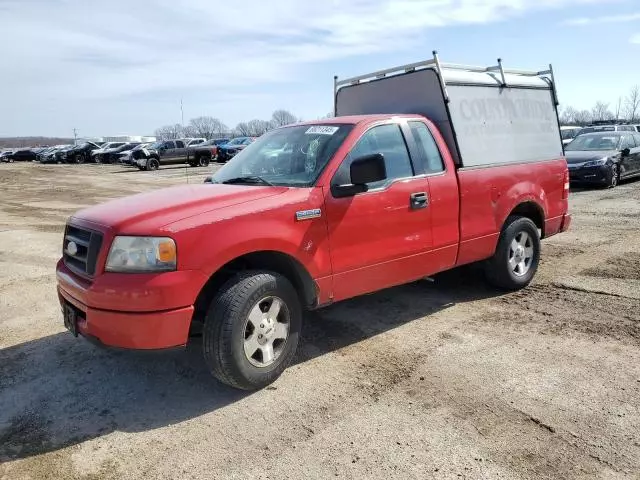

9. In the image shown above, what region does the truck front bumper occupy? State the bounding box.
[56,260,205,350]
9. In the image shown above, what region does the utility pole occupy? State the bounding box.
[73,128,78,145]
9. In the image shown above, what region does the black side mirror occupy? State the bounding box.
[203,175,213,184]
[332,153,387,198]
[621,147,631,156]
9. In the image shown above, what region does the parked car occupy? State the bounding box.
[102,143,141,164]
[134,139,190,170]
[64,142,103,164]
[216,137,256,162]
[56,55,570,391]
[90,142,127,163]
[0,148,36,162]
[186,138,231,167]
[633,125,640,133]
[576,124,637,136]
[0,150,15,162]
[560,125,582,146]
[117,143,153,166]
[565,131,640,187]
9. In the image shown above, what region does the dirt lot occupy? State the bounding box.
[1,162,639,479]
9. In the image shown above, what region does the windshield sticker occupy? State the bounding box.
[305,126,339,135]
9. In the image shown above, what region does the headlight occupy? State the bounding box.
[105,236,176,272]
[583,157,609,168]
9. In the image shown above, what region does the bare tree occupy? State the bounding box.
[573,109,592,125]
[238,119,274,136]
[614,97,623,121]
[234,122,251,136]
[559,106,577,125]
[591,101,614,122]
[624,85,640,122]
[154,124,184,140]
[271,109,297,127]
[189,116,229,139]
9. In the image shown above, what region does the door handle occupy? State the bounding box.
[410,192,428,210]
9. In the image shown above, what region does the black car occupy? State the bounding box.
[63,142,103,163]
[5,148,39,162]
[565,131,640,188]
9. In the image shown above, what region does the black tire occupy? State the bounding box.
[197,155,210,167]
[484,216,541,291]
[606,163,619,188]
[202,271,301,390]
[146,158,159,171]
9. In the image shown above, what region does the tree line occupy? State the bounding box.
[154,109,301,141]
[559,85,640,126]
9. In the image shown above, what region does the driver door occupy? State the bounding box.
[323,121,432,302]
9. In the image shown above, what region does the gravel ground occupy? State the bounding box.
[0,162,639,480]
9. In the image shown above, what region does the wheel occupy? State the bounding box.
[606,163,619,188]
[145,158,159,171]
[76,153,86,164]
[484,216,540,291]
[202,271,301,390]
[197,155,210,167]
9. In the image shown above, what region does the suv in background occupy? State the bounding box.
[216,137,256,162]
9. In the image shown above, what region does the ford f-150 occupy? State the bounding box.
[56,53,571,390]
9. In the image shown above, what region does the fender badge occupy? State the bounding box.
[295,208,322,221]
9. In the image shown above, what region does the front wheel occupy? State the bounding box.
[484,216,541,291]
[145,158,159,171]
[202,271,301,390]
[606,163,619,188]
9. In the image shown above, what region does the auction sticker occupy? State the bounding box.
[305,126,339,135]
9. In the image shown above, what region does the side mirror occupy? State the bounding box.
[621,147,631,156]
[331,153,387,198]
[203,175,213,184]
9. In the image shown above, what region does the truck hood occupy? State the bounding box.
[565,150,618,164]
[71,184,286,233]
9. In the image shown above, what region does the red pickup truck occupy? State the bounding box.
[57,54,571,390]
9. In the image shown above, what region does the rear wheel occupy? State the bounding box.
[484,216,540,291]
[197,155,210,167]
[145,158,159,171]
[202,271,301,390]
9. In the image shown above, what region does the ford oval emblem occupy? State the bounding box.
[67,241,78,256]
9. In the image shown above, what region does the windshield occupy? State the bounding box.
[212,124,354,187]
[565,134,622,151]
[227,138,246,146]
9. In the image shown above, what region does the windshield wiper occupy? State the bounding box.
[221,175,274,186]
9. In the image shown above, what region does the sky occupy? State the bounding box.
[1,0,639,138]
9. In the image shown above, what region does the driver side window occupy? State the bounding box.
[621,136,635,149]
[333,124,413,189]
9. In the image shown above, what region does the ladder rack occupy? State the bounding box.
[333,51,558,114]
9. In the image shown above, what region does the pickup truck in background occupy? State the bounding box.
[56,53,570,390]
[134,139,190,170]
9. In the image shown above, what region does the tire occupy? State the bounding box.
[484,216,541,291]
[606,163,619,188]
[145,158,159,171]
[197,155,210,167]
[202,271,301,390]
